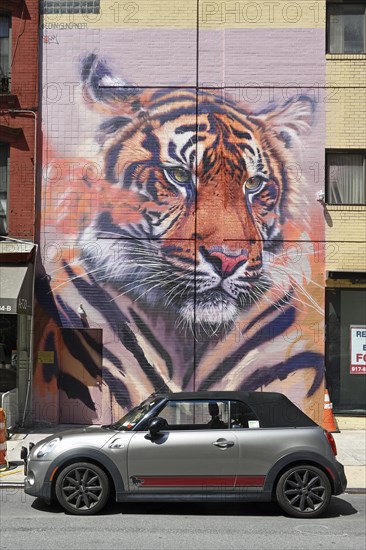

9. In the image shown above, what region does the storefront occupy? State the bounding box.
[326,272,366,415]
[0,240,36,429]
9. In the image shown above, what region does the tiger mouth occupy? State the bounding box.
[196,289,234,306]
[178,290,240,329]
[195,284,263,308]
[176,274,271,330]
[227,272,262,285]
[207,270,264,301]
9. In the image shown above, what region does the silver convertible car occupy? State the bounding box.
[22,391,347,518]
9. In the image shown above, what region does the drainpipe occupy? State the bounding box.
[21,242,38,427]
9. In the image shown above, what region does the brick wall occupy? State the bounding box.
[9,0,39,108]
[324,207,366,271]
[325,54,366,272]
[0,0,39,239]
[326,56,366,149]
[7,113,37,238]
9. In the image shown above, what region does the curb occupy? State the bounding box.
[0,482,24,488]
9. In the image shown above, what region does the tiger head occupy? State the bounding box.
[79,55,315,334]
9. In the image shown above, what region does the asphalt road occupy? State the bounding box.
[0,491,365,550]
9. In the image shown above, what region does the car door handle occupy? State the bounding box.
[213,438,235,449]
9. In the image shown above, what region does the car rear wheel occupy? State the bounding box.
[275,464,331,518]
[55,462,110,515]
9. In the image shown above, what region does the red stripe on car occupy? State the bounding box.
[235,476,265,486]
[133,475,265,487]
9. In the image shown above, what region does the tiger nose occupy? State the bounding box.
[201,246,261,277]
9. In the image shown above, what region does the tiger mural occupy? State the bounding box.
[34,54,325,424]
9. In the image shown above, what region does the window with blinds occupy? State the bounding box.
[0,15,11,93]
[326,151,366,205]
[0,142,9,235]
[327,3,366,54]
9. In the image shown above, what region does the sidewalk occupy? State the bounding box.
[0,426,365,491]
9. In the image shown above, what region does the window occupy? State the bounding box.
[326,151,366,204]
[159,400,229,430]
[156,400,259,430]
[326,288,366,413]
[229,400,259,429]
[0,15,11,93]
[0,142,9,234]
[327,3,366,53]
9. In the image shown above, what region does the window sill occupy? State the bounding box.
[325,204,366,210]
[326,53,366,60]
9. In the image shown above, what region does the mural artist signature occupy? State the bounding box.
[43,34,59,45]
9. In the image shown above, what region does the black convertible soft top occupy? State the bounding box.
[157,391,318,429]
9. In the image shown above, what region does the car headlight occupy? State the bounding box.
[36,437,61,458]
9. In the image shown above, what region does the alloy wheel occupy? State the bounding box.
[55,462,109,515]
[276,464,331,518]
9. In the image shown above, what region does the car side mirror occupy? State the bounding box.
[148,417,168,438]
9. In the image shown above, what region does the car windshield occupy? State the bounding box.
[109,396,160,431]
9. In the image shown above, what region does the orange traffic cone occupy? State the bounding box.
[0,408,8,471]
[322,389,339,433]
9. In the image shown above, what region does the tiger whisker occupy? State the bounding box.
[48,266,108,291]
[44,260,82,276]
[128,278,184,303]
[114,271,175,291]
[119,271,184,292]
[165,281,192,307]
[269,263,323,300]
[110,275,180,302]
[274,265,324,290]
[269,270,323,314]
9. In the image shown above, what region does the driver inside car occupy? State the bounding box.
[206,402,227,429]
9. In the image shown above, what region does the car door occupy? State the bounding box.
[127,400,239,493]
[229,400,267,492]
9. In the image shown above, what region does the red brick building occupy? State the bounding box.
[0,0,39,428]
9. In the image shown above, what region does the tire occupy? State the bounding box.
[55,462,110,515]
[275,464,331,519]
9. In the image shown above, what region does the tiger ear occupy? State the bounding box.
[81,54,146,117]
[254,96,316,148]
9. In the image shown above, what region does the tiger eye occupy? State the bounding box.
[245,176,263,190]
[172,167,191,184]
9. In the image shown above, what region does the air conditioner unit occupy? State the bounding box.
[0,76,11,94]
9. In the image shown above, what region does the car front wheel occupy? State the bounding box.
[275,464,331,518]
[55,462,110,515]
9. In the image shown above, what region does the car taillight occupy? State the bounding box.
[325,430,337,456]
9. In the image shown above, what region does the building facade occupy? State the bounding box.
[31,0,365,427]
[0,0,39,428]
[324,2,366,420]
